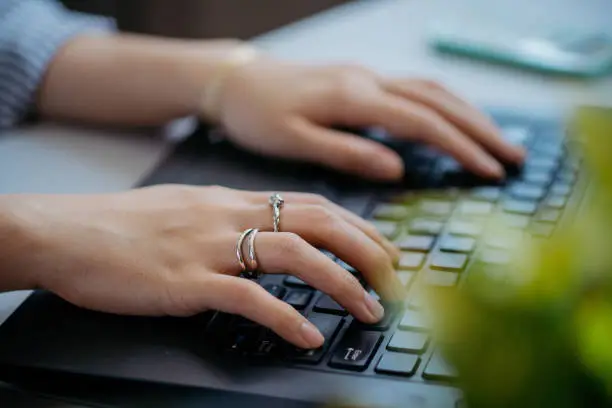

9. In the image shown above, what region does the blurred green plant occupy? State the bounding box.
[429,106,612,408]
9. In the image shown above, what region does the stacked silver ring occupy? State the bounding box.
[235,193,284,280]
[236,228,260,279]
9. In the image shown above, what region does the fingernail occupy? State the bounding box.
[480,157,504,178]
[364,291,385,322]
[300,321,324,348]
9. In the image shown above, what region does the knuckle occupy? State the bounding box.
[206,184,229,194]
[162,184,200,201]
[278,232,306,256]
[331,74,363,104]
[309,205,337,226]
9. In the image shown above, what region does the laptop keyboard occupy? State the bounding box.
[203,111,584,382]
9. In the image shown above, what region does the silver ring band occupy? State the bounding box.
[244,228,261,279]
[236,228,255,272]
[269,193,285,232]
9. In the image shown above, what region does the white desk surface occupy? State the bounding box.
[1,0,611,324]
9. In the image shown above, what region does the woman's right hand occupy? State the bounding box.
[1,185,403,349]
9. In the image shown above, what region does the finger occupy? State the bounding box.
[367,94,505,178]
[255,232,394,321]
[242,191,401,262]
[202,274,324,349]
[285,116,404,181]
[236,205,405,301]
[383,79,525,163]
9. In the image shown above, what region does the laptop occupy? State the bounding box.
[0,107,585,407]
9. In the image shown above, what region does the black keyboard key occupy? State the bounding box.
[372,204,411,221]
[530,223,555,237]
[448,220,483,237]
[284,275,310,287]
[457,201,493,216]
[501,213,530,229]
[510,183,546,201]
[284,290,313,310]
[551,183,572,197]
[409,218,444,235]
[398,252,425,270]
[321,250,336,261]
[264,284,286,299]
[337,259,358,275]
[485,230,522,250]
[251,329,283,357]
[546,195,567,209]
[522,170,552,186]
[422,188,461,200]
[470,187,501,202]
[396,235,435,252]
[535,144,564,159]
[291,313,343,364]
[418,200,453,217]
[439,236,476,253]
[423,352,457,380]
[372,220,398,238]
[479,249,511,265]
[525,157,558,172]
[503,200,537,215]
[408,292,425,310]
[503,126,531,146]
[387,331,428,353]
[314,295,347,316]
[430,252,468,271]
[399,310,428,331]
[538,209,561,223]
[375,353,420,377]
[561,161,580,176]
[225,325,262,354]
[557,170,577,185]
[329,330,383,371]
[424,270,459,287]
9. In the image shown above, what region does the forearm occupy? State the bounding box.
[37,34,249,126]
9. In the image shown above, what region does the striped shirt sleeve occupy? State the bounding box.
[0,0,116,130]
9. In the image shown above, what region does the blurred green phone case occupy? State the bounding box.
[429,27,612,78]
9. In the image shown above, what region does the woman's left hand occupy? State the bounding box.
[217,59,525,181]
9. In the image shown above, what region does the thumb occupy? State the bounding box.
[287,118,404,181]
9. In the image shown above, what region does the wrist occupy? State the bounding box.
[198,44,261,123]
[0,196,43,291]
[179,40,262,124]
